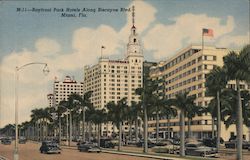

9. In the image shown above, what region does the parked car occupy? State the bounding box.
[19,137,27,144]
[1,137,11,145]
[185,142,218,157]
[136,139,156,148]
[40,141,61,154]
[152,139,180,154]
[100,138,115,148]
[78,142,101,153]
[202,137,224,148]
[225,140,250,149]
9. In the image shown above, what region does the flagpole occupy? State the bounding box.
[202,29,204,53]
[101,46,103,58]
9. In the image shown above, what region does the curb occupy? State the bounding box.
[60,145,185,160]
[101,150,186,160]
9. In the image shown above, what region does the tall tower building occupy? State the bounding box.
[83,6,144,136]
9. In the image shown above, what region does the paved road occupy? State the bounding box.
[0,141,157,160]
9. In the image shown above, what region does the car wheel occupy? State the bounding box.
[97,151,100,153]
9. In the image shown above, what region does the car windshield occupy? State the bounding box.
[45,142,58,147]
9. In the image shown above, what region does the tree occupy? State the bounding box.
[220,89,250,129]
[167,92,197,157]
[106,98,128,151]
[162,104,177,139]
[186,103,203,138]
[135,66,158,153]
[89,108,107,147]
[127,101,142,142]
[203,99,217,138]
[205,66,227,151]
[223,44,250,160]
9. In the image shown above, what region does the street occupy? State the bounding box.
[0,141,157,160]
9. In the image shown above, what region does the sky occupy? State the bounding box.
[0,0,249,128]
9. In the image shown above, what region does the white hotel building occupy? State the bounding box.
[148,45,250,141]
[84,22,143,136]
[49,76,84,106]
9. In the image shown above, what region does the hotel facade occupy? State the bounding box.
[50,76,84,106]
[148,45,250,141]
[83,21,144,136]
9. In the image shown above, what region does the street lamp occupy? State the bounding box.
[14,62,49,160]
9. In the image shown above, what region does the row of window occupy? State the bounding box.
[148,120,210,128]
[55,84,83,88]
[153,55,216,78]
[160,49,200,71]
[165,68,196,85]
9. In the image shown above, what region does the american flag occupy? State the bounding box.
[202,28,214,37]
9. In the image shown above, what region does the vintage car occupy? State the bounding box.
[136,139,156,148]
[18,137,27,144]
[152,139,180,154]
[40,141,61,154]
[1,137,12,145]
[78,142,101,153]
[225,140,250,149]
[100,138,115,148]
[185,142,218,157]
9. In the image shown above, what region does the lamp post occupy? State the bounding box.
[14,62,49,160]
[64,110,70,146]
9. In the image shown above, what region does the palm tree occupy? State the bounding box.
[152,95,163,143]
[135,66,158,153]
[106,101,117,137]
[221,89,250,129]
[167,92,197,157]
[162,104,177,139]
[186,103,203,138]
[31,108,44,141]
[0,124,15,137]
[223,44,250,160]
[203,99,217,139]
[127,101,141,142]
[57,101,67,145]
[106,98,128,151]
[205,66,227,151]
[89,108,107,147]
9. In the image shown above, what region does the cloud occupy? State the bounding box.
[217,32,249,48]
[35,38,61,55]
[143,14,235,59]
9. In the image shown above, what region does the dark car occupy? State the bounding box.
[185,142,218,157]
[40,141,61,154]
[136,139,156,148]
[225,140,250,149]
[202,137,224,147]
[78,142,101,153]
[19,137,27,144]
[100,138,115,148]
[1,138,11,145]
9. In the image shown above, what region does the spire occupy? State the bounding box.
[132,5,135,28]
